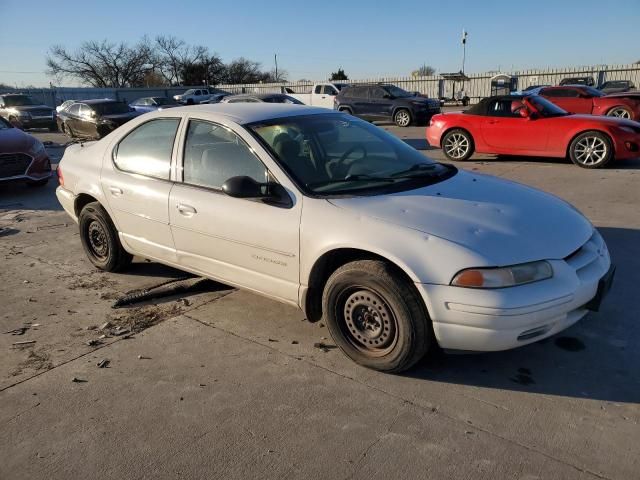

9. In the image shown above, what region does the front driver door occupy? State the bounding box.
[169,118,301,304]
[480,98,549,152]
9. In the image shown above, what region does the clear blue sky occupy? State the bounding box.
[1,0,638,87]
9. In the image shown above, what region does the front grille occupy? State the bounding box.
[0,153,32,178]
[564,230,608,283]
[28,109,52,117]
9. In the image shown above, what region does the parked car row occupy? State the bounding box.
[0,116,52,187]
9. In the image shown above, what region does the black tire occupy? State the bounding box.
[441,128,475,161]
[26,178,49,188]
[462,97,470,107]
[78,202,132,272]
[322,260,431,373]
[568,131,613,169]
[393,108,412,127]
[186,98,194,105]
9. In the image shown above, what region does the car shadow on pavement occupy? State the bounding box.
[406,226,640,404]
[0,179,62,212]
[491,154,640,169]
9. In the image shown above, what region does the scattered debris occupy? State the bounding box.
[268,338,278,342]
[178,298,191,306]
[313,342,337,352]
[71,377,87,383]
[199,383,206,387]
[98,334,106,339]
[86,339,102,347]
[137,355,151,360]
[111,276,213,308]
[86,325,97,330]
[97,359,110,368]
[12,340,36,346]
[99,321,112,331]
[291,340,299,345]
[4,326,28,335]
[112,326,130,336]
[318,322,325,328]
[23,280,30,284]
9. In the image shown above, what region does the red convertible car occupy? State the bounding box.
[426,95,640,168]
[0,117,52,186]
[538,86,640,120]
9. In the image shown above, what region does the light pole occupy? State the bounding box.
[461,29,468,74]
[274,53,278,82]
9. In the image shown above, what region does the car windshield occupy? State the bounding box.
[582,86,605,97]
[527,96,568,116]
[92,102,132,115]
[153,97,177,105]
[248,113,455,195]
[3,95,38,106]
[183,89,196,95]
[383,85,414,98]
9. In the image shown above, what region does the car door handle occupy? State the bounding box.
[109,186,123,196]
[176,204,197,216]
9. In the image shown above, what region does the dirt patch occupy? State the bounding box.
[11,349,53,377]
[106,303,183,334]
[59,272,119,291]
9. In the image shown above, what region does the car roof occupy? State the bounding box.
[163,103,330,124]
[81,99,120,105]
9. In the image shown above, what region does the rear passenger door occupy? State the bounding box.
[369,87,393,118]
[101,117,182,262]
[168,119,302,304]
[540,88,591,114]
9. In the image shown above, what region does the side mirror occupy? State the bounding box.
[518,108,530,118]
[383,93,392,99]
[222,176,292,208]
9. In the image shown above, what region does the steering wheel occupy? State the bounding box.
[326,144,367,178]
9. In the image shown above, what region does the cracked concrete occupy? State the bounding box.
[0,129,638,479]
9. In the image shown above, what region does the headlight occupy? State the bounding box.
[451,261,553,288]
[29,141,45,156]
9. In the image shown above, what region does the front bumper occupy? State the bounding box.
[611,131,640,160]
[17,117,56,129]
[0,152,52,183]
[416,230,612,352]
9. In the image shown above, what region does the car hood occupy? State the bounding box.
[7,104,53,113]
[0,127,33,153]
[567,114,640,128]
[328,170,592,266]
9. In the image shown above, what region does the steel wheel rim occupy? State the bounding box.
[574,136,608,165]
[609,108,631,119]
[396,111,410,126]
[444,133,470,159]
[338,287,398,357]
[87,220,109,260]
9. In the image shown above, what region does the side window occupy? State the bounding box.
[488,99,524,117]
[79,104,92,117]
[371,88,386,99]
[182,120,267,190]
[114,119,180,180]
[314,85,323,94]
[68,103,81,115]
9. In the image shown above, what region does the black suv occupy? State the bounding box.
[0,94,57,131]
[334,84,441,127]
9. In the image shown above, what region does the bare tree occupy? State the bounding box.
[46,39,154,87]
[224,58,270,84]
[411,64,436,77]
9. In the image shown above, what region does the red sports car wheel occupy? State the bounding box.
[606,107,632,120]
[442,129,474,161]
[569,131,613,169]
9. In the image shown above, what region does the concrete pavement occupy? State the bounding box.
[0,129,638,479]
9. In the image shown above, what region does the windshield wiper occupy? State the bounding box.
[307,174,398,188]
[390,163,441,178]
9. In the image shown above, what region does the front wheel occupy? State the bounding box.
[78,202,132,272]
[442,128,475,161]
[322,260,431,372]
[393,108,412,127]
[569,131,613,169]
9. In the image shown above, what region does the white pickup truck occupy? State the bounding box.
[173,88,215,105]
[282,82,349,109]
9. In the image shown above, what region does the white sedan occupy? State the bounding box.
[55,104,614,372]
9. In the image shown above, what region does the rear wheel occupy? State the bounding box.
[606,106,632,119]
[78,202,132,272]
[442,128,474,161]
[322,260,431,373]
[393,108,412,127]
[569,131,613,169]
